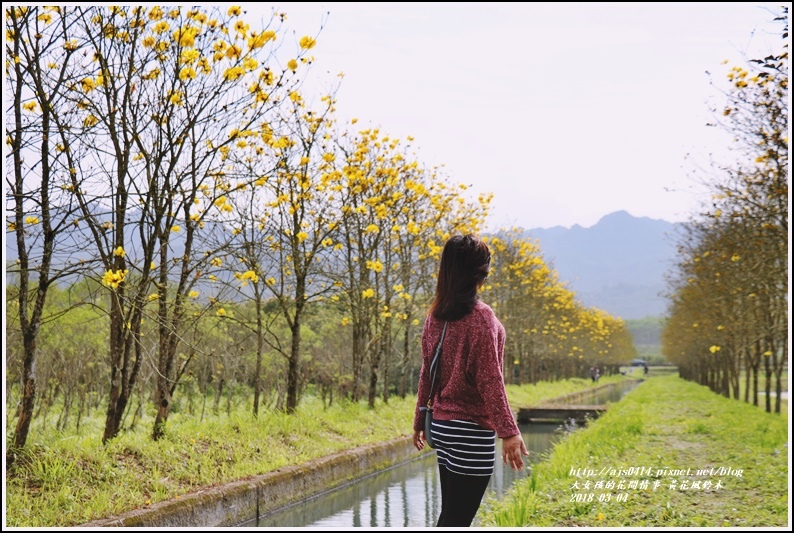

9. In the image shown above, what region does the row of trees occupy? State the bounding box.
[662,7,788,414]
[5,6,637,464]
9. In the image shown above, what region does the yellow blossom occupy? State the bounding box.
[341,317,350,326]
[173,26,199,47]
[224,66,245,81]
[240,270,259,283]
[113,246,125,257]
[179,67,196,81]
[216,308,227,317]
[153,20,169,33]
[362,288,375,299]
[80,77,96,92]
[226,44,242,59]
[102,269,128,290]
[365,224,379,234]
[189,290,199,298]
[148,293,159,301]
[234,20,249,36]
[211,257,223,267]
[297,231,309,243]
[709,345,721,353]
[180,48,200,64]
[84,115,99,128]
[299,36,316,49]
[228,5,241,16]
[171,225,181,232]
[287,59,298,72]
[25,216,40,225]
[366,259,383,273]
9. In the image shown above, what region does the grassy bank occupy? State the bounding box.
[478,374,790,527]
[4,376,626,527]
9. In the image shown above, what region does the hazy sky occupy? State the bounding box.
[247,2,785,230]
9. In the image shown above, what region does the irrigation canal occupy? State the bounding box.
[236,380,639,528]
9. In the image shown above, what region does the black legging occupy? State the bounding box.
[436,464,491,527]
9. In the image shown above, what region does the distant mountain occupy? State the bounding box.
[522,210,684,320]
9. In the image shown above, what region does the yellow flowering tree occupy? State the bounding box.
[11,5,317,441]
[389,168,492,397]
[664,7,788,413]
[5,6,99,459]
[333,127,412,406]
[240,85,342,413]
[484,229,635,383]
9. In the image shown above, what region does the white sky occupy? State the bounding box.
[240,2,787,230]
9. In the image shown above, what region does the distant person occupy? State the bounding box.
[413,234,528,527]
[590,365,600,383]
[644,363,649,376]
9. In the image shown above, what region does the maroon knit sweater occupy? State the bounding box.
[413,300,520,438]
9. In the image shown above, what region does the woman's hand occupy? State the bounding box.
[413,430,426,451]
[502,434,529,470]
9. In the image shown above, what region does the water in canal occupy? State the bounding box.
[238,380,639,528]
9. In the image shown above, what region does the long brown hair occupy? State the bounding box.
[428,234,491,321]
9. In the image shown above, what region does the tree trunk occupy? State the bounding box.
[286,298,304,413]
[13,331,38,453]
[399,320,413,398]
[254,298,263,417]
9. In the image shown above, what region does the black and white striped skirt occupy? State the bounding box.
[430,419,496,476]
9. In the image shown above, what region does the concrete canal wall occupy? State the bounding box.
[83,379,641,528]
[82,436,425,528]
[540,378,642,406]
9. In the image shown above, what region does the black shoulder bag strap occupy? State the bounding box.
[426,321,448,409]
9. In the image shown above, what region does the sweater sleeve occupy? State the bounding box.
[468,311,519,438]
[413,319,432,432]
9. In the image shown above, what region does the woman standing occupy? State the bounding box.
[413,234,528,527]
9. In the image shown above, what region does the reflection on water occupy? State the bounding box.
[238,380,639,528]
[240,424,559,528]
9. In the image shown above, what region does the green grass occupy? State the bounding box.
[5,376,621,527]
[477,374,790,527]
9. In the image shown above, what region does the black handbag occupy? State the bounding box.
[420,321,448,449]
